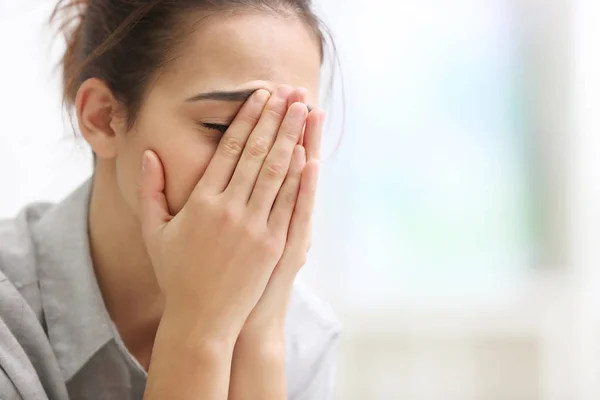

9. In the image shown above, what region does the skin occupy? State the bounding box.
[75,10,323,400]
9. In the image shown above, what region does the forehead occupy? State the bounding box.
[158,12,323,103]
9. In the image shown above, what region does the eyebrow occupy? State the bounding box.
[186,89,257,103]
[186,89,314,112]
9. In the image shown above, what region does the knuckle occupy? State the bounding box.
[282,189,298,207]
[243,221,265,244]
[279,126,300,141]
[247,137,269,158]
[220,204,242,225]
[244,223,279,253]
[236,110,261,128]
[262,236,284,258]
[265,162,285,180]
[189,191,212,209]
[219,136,243,158]
[264,105,287,121]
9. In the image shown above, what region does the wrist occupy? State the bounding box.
[161,303,239,351]
[240,314,286,339]
[240,292,292,337]
[229,326,287,400]
[239,321,285,341]
[146,308,236,400]
[234,329,286,364]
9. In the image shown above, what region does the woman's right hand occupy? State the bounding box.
[137,85,309,343]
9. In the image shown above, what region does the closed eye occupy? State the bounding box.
[201,123,229,135]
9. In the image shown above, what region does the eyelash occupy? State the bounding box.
[201,123,229,135]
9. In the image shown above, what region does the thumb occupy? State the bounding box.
[138,150,171,246]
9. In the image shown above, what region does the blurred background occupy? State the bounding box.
[2,0,600,398]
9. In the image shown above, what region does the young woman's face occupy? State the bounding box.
[114,12,322,216]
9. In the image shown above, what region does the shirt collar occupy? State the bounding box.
[32,178,115,382]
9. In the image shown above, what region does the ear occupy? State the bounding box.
[75,78,127,159]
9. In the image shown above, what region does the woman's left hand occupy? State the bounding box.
[228,88,325,400]
[241,89,323,335]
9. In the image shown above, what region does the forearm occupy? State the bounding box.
[144,309,236,400]
[228,328,287,400]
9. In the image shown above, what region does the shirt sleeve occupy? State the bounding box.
[0,370,23,400]
[292,332,340,400]
[0,313,48,400]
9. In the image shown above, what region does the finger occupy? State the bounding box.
[287,87,308,109]
[285,159,319,248]
[287,88,309,145]
[268,145,306,232]
[271,159,320,283]
[226,85,294,202]
[137,150,172,250]
[197,89,270,195]
[304,109,325,162]
[248,103,308,217]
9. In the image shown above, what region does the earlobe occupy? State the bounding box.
[75,78,124,159]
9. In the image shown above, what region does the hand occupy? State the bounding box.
[228,90,325,400]
[239,89,325,336]
[137,85,310,342]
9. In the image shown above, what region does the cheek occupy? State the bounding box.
[162,136,217,215]
[115,119,219,219]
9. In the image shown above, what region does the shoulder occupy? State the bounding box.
[285,280,341,396]
[0,210,66,399]
[0,202,54,316]
[0,203,52,285]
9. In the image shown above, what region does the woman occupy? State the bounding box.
[0,0,339,399]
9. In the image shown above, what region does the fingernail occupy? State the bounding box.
[252,89,270,104]
[291,103,308,119]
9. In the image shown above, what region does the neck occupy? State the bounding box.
[88,161,163,368]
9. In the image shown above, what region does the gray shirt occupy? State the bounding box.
[0,180,339,399]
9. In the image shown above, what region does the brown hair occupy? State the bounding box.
[51,0,333,128]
